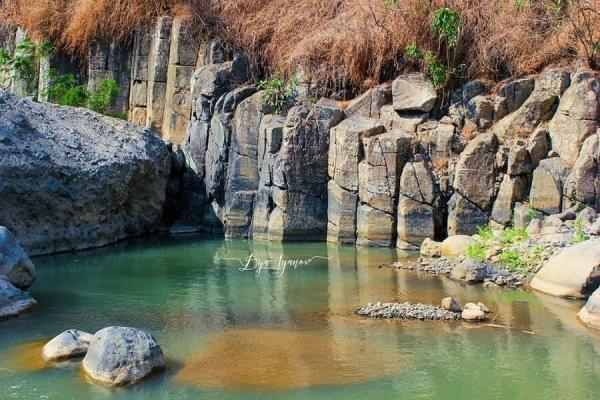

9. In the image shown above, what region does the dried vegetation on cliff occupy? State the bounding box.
[1,0,599,91]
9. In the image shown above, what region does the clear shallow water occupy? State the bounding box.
[0,236,599,399]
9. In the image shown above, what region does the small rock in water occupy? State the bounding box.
[441,297,462,312]
[477,302,491,313]
[42,329,93,361]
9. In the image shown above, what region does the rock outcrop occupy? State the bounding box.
[0,226,35,288]
[0,275,36,319]
[82,327,166,386]
[578,288,600,329]
[0,92,171,256]
[530,239,600,298]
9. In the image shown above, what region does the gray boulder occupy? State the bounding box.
[578,288,600,329]
[450,259,490,283]
[0,226,35,289]
[392,73,437,112]
[494,77,535,120]
[0,275,36,319]
[530,158,571,214]
[82,327,166,386]
[42,329,93,361]
[0,92,171,256]
[530,238,600,298]
[494,68,570,142]
[564,133,600,211]
[548,71,599,165]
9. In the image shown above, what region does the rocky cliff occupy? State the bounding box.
[172,64,599,249]
[0,92,171,255]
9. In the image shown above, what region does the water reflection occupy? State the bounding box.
[0,236,599,399]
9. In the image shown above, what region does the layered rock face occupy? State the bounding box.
[0,92,171,255]
[172,66,600,246]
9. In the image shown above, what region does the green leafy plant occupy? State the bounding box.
[44,72,121,118]
[572,216,590,244]
[0,37,54,92]
[45,73,88,107]
[432,7,461,48]
[467,243,487,261]
[498,249,527,272]
[257,73,299,114]
[404,7,463,88]
[500,227,529,244]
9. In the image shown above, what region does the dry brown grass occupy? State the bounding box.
[1,0,599,93]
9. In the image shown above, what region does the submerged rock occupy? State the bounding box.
[42,329,93,361]
[0,226,35,289]
[82,327,166,386]
[578,288,600,329]
[530,239,600,299]
[0,92,171,256]
[0,275,36,319]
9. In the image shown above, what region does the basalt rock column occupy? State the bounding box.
[128,26,152,125]
[88,40,132,116]
[397,160,438,248]
[357,130,412,247]
[162,17,201,143]
[327,116,385,244]
[253,99,343,241]
[447,133,498,235]
[146,17,172,132]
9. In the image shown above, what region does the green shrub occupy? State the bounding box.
[572,216,590,244]
[498,249,527,271]
[44,73,121,118]
[500,227,529,244]
[257,73,299,114]
[0,36,53,92]
[467,243,486,261]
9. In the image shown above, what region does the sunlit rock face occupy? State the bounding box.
[175,329,408,390]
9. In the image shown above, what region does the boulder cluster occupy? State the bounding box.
[42,326,166,386]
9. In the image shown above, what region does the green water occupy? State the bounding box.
[1,236,599,399]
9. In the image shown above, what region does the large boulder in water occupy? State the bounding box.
[0,92,171,255]
[0,226,35,288]
[531,239,600,299]
[0,275,36,319]
[82,326,166,386]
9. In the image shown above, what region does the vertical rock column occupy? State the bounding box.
[447,133,498,235]
[397,159,439,249]
[253,99,343,241]
[146,17,172,132]
[162,17,201,144]
[327,116,385,244]
[88,40,132,115]
[128,26,151,125]
[223,92,265,239]
[357,130,412,247]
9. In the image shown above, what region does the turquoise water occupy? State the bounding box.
[1,236,599,399]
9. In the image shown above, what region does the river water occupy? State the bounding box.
[0,236,598,399]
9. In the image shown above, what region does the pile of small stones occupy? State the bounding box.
[356,302,461,320]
